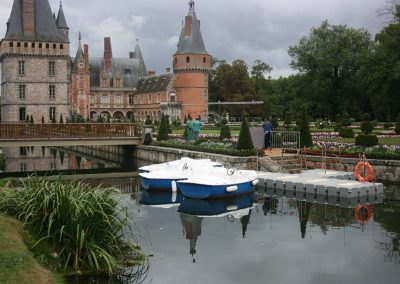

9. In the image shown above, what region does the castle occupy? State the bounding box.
[0,0,211,123]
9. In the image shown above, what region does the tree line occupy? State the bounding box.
[209,1,400,122]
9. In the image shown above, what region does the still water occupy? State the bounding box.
[1,146,399,283]
[126,186,400,284]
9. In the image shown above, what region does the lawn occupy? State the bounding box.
[0,215,63,284]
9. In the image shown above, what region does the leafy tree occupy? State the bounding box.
[29,115,34,124]
[298,107,313,148]
[288,21,372,119]
[237,118,254,150]
[251,59,273,93]
[157,114,169,141]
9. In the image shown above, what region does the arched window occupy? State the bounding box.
[186,56,190,63]
[174,57,178,64]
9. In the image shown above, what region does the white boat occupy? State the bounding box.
[139,158,223,191]
[139,157,222,173]
[177,168,259,199]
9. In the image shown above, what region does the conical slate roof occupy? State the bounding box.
[56,2,69,29]
[176,1,208,55]
[133,41,147,77]
[72,33,84,73]
[5,0,65,42]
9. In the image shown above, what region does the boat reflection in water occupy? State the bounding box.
[139,190,184,208]
[178,194,256,262]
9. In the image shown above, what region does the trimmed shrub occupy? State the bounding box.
[237,118,254,150]
[194,137,209,145]
[355,134,379,147]
[144,116,152,126]
[220,124,231,139]
[298,108,312,148]
[29,115,34,124]
[338,127,355,138]
[396,115,400,134]
[157,114,169,141]
[360,120,374,135]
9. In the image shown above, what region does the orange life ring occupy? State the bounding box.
[355,161,374,182]
[354,205,373,224]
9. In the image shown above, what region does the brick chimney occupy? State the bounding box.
[184,16,192,37]
[129,52,134,58]
[84,44,89,66]
[104,37,113,73]
[22,0,35,37]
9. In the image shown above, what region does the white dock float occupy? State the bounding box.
[257,169,383,198]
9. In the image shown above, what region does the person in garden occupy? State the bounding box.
[193,116,202,140]
[263,117,273,150]
[186,115,194,141]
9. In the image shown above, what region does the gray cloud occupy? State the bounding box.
[0,0,388,78]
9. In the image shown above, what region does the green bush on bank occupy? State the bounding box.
[355,134,379,147]
[0,177,144,275]
[338,127,355,138]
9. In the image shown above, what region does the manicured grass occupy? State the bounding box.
[0,214,63,284]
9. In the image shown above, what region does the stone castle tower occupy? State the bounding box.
[0,0,70,122]
[173,0,211,122]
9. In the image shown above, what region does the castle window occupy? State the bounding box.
[9,42,13,48]
[53,44,57,49]
[20,147,27,157]
[186,56,190,63]
[175,58,178,64]
[24,42,28,48]
[17,42,21,47]
[18,61,25,75]
[60,44,64,50]
[203,57,206,63]
[46,43,50,49]
[157,93,161,103]
[48,62,55,77]
[39,43,42,48]
[32,43,35,48]
[19,107,26,121]
[129,94,134,105]
[49,107,56,122]
[115,95,122,106]
[18,85,26,100]
[90,95,95,105]
[20,163,27,172]
[49,85,56,100]
[101,95,109,106]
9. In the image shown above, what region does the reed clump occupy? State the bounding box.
[0,176,144,275]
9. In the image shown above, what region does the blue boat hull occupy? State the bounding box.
[178,194,254,216]
[140,190,184,206]
[177,180,255,199]
[140,176,186,191]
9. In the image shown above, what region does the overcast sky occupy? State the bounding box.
[0,0,390,78]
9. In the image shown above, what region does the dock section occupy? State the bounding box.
[257,169,384,198]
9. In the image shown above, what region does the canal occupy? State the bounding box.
[1,146,399,283]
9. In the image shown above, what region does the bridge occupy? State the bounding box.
[0,123,143,147]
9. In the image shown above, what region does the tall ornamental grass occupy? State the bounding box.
[0,176,142,275]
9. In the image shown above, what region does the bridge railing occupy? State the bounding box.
[0,123,142,139]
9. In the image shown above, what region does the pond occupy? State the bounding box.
[1,146,399,283]
[125,186,400,284]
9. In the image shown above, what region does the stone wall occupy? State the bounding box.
[304,155,400,183]
[135,145,257,170]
